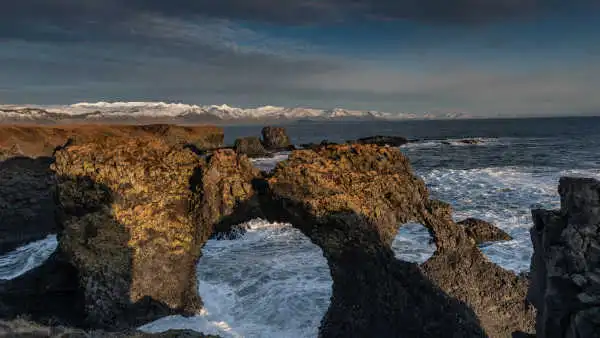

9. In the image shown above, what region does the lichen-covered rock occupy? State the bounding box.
[458,218,513,244]
[52,137,206,329]
[529,177,600,338]
[195,149,262,236]
[233,137,269,158]
[261,126,291,150]
[257,144,486,337]
[0,157,58,254]
[259,144,534,337]
[0,124,223,158]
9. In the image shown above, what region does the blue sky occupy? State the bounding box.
[1,1,599,116]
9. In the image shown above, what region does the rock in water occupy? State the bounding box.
[421,203,535,337]
[258,144,485,337]
[529,177,600,338]
[261,126,291,150]
[233,137,269,158]
[458,218,513,244]
[258,144,534,337]
[52,137,206,329]
[351,135,408,147]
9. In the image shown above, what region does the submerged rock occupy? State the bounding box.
[52,137,206,329]
[261,126,291,150]
[529,177,600,338]
[458,218,513,244]
[299,140,339,151]
[442,139,482,145]
[350,135,408,147]
[233,137,269,158]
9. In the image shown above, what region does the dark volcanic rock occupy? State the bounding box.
[458,218,513,244]
[233,136,269,158]
[0,156,58,254]
[261,126,291,150]
[529,177,600,338]
[52,138,206,329]
[0,253,84,327]
[422,202,535,337]
[300,140,338,151]
[257,145,486,337]
[442,139,481,145]
[351,135,408,147]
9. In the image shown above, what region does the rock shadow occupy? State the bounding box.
[246,178,487,338]
[0,156,58,255]
[0,176,179,330]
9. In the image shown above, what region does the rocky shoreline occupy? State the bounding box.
[0,124,598,337]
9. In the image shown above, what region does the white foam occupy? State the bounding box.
[418,166,600,272]
[193,219,332,338]
[249,152,291,172]
[392,223,435,263]
[0,235,57,280]
[401,137,504,150]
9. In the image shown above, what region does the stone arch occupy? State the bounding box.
[14,139,533,337]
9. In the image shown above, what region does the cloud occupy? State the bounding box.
[2,0,598,31]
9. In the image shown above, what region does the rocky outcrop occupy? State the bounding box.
[458,218,513,244]
[529,177,600,338]
[256,144,534,337]
[421,201,535,337]
[1,136,537,336]
[0,124,224,158]
[195,149,263,236]
[350,135,408,147]
[0,157,58,254]
[256,145,485,337]
[52,137,207,329]
[233,137,269,158]
[261,126,291,150]
[2,139,258,332]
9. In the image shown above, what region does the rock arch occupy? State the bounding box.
[4,139,535,337]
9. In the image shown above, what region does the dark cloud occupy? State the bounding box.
[2,0,598,31]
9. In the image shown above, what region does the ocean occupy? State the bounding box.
[2,116,600,337]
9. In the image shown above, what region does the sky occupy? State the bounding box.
[1,0,599,117]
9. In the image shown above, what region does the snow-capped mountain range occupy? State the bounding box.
[0,101,471,123]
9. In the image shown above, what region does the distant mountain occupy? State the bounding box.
[0,102,471,123]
